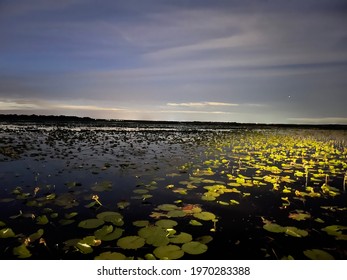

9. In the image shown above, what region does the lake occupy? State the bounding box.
[0,121,346,260]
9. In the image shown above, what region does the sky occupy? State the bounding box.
[0,0,347,124]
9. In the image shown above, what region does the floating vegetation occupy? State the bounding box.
[0,122,346,259]
[117,236,145,250]
[94,251,126,260]
[153,245,184,260]
[303,249,335,260]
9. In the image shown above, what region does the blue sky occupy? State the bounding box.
[0,0,346,123]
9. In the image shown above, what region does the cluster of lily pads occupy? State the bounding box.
[1,125,347,260]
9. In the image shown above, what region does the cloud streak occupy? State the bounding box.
[167,102,239,107]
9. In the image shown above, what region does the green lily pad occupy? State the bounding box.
[85,201,96,208]
[284,227,308,238]
[102,228,124,241]
[65,212,78,219]
[321,225,347,237]
[289,212,311,221]
[117,236,145,249]
[138,226,169,247]
[201,194,217,201]
[78,219,104,229]
[0,221,6,227]
[133,220,149,227]
[96,211,123,226]
[182,241,208,255]
[59,219,75,226]
[29,229,44,242]
[55,193,79,209]
[169,232,192,244]
[94,225,113,239]
[117,201,130,209]
[91,181,112,192]
[46,193,56,200]
[0,228,15,238]
[13,244,31,258]
[196,235,213,244]
[155,219,178,229]
[167,210,186,218]
[153,245,184,260]
[95,251,126,260]
[190,219,203,226]
[36,215,49,225]
[80,236,100,246]
[50,213,59,219]
[157,204,179,211]
[95,226,123,241]
[133,189,149,194]
[193,212,216,221]
[304,249,334,260]
[144,253,156,260]
[26,200,39,207]
[142,194,153,200]
[263,223,285,233]
[76,242,93,254]
[314,218,325,223]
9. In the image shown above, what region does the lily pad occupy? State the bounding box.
[65,212,78,219]
[284,227,308,238]
[29,229,44,242]
[182,241,208,255]
[0,228,15,238]
[155,219,178,229]
[289,212,311,221]
[169,232,193,244]
[157,204,179,211]
[96,211,124,226]
[102,228,124,241]
[13,244,31,258]
[167,210,186,218]
[76,242,93,254]
[59,219,75,226]
[78,219,104,229]
[0,221,6,227]
[144,253,156,260]
[91,181,112,192]
[95,251,126,260]
[193,212,216,221]
[321,225,347,236]
[189,219,203,226]
[196,235,213,244]
[304,249,334,260]
[133,189,149,194]
[133,220,149,227]
[117,236,145,249]
[263,223,285,233]
[94,225,113,239]
[36,215,49,225]
[117,201,130,209]
[95,226,124,241]
[138,226,169,247]
[153,245,184,260]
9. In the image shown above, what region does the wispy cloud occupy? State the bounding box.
[0,99,124,112]
[159,110,236,115]
[287,117,347,124]
[167,102,239,107]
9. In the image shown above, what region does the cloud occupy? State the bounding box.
[287,117,347,124]
[159,110,236,115]
[0,99,124,112]
[167,102,239,107]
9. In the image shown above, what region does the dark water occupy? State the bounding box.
[0,123,346,260]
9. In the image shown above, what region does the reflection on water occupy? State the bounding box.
[0,123,346,260]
